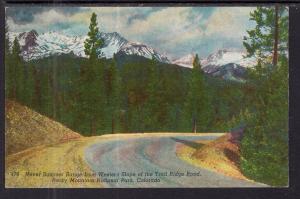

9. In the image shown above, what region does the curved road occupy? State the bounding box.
[85,135,266,188]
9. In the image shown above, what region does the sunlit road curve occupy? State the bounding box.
[85,135,266,188]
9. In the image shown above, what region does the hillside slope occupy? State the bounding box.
[5,100,81,155]
[177,130,248,180]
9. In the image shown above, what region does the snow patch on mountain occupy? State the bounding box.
[172,54,196,68]
[120,42,170,63]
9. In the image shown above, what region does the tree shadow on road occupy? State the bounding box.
[170,137,203,149]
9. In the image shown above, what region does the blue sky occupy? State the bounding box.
[6,6,256,59]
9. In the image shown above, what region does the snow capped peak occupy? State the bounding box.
[202,48,256,68]
[97,32,128,58]
[172,49,257,82]
[201,49,257,81]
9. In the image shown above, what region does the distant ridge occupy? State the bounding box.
[172,49,257,82]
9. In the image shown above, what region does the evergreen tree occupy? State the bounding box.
[144,57,159,131]
[39,65,52,115]
[84,12,104,59]
[77,12,105,135]
[10,37,23,101]
[144,57,168,131]
[243,6,288,68]
[32,66,42,112]
[23,63,35,106]
[104,55,120,133]
[120,60,149,132]
[184,54,211,133]
[49,59,59,119]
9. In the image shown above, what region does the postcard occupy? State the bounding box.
[5,5,288,188]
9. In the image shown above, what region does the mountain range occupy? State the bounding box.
[8,30,257,81]
[172,50,257,81]
[8,30,170,63]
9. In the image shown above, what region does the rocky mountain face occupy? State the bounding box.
[17,30,39,52]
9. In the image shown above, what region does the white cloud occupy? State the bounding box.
[204,7,255,39]
[126,7,203,41]
[118,7,205,57]
[34,9,67,25]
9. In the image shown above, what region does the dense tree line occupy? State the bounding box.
[5,53,246,136]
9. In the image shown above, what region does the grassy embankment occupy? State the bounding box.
[5,100,102,188]
[176,131,252,181]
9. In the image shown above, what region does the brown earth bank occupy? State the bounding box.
[5,100,81,155]
[176,129,249,180]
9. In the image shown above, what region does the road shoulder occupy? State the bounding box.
[176,133,252,181]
